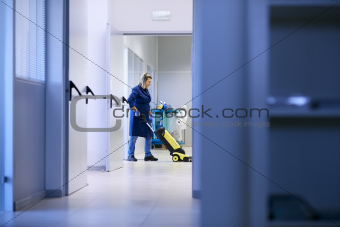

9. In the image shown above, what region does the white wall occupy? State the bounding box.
[109,0,192,34]
[158,36,192,146]
[124,36,158,72]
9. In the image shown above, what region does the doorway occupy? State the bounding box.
[121,35,193,160]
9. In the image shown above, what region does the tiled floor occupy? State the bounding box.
[0,147,200,227]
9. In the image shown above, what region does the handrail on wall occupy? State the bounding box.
[85,86,95,104]
[70,81,126,108]
[122,96,128,105]
[110,94,120,108]
[69,81,81,101]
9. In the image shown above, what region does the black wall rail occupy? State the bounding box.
[122,96,128,104]
[110,94,120,108]
[86,86,95,104]
[69,81,81,101]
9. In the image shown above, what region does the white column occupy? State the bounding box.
[193,0,269,226]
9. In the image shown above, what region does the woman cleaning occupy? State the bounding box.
[126,73,158,161]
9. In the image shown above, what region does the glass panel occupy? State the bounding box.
[147,65,155,107]
[128,48,144,90]
[128,49,134,93]
[15,0,46,82]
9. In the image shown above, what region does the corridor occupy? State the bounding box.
[0,148,199,227]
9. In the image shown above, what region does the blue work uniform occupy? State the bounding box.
[127,85,153,138]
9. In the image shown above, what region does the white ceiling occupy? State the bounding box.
[108,0,193,34]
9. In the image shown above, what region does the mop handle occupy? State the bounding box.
[140,114,155,133]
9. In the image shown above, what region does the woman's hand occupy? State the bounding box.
[149,111,152,117]
[131,106,138,112]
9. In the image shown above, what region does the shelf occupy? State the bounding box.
[269,108,340,118]
[152,109,178,113]
[269,220,340,227]
[151,109,163,113]
[270,0,340,6]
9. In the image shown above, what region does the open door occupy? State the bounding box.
[67,0,88,195]
[106,24,125,171]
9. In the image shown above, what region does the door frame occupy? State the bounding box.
[0,0,14,211]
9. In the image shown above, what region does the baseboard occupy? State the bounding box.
[87,165,106,171]
[14,190,46,211]
[67,183,89,196]
[107,166,123,172]
[192,190,201,199]
[46,189,63,198]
